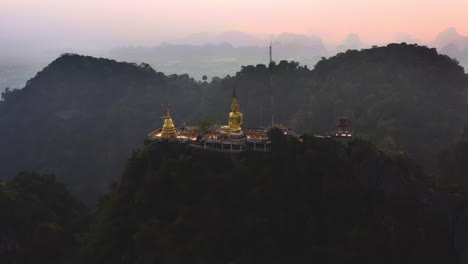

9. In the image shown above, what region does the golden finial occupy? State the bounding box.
[232,86,237,100]
[231,85,239,107]
[166,104,171,118]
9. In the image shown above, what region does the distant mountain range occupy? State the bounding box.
[1,28,468,93]
[174,31,326,47]
[108,38,327,80]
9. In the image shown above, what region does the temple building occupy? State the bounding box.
[144,86,353,152]
[332,117,353,138]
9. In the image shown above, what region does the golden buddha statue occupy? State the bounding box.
[221,88,243,133]
[161,105,177,137]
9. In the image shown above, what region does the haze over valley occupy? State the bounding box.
[2,28,468,93]
[2,0,468,92]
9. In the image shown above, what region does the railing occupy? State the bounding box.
[189,140,271,152]
[146,135,190,143]
[147,133,271,152]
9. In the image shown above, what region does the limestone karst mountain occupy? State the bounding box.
[1,44,467,205]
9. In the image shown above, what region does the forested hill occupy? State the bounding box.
[72,134,461,263]
[0,54,206,204]
[0,44,467,204]
[0,172,88,264]
[293,44,468,161]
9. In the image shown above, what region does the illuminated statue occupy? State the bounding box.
[221,87,243,133]
[161,105,177,137]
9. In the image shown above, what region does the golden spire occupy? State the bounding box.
[166,104,171,118]
[161,104,177,137]
[231,85,239,107]
[232,85,237,100]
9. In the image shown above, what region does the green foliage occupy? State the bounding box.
[0,88,21,110]
[197,117,219,135]
[73,137,457,264]
[439,140,468,186]
[0,171,89,264]
[0,54,204,205]
[347,138,379,163]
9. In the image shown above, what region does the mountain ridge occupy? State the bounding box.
[1,44,467,204]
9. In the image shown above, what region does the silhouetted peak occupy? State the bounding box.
[274,33,324,47]
[433,27,468,50]
[36,54,157,81]
[328,43,462,70]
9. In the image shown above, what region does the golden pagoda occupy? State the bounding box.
[221,87,243,136]
[161,105,177,137]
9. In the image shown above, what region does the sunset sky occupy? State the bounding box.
[1,0,468,47]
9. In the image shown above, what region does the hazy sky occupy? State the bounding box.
[1,0,468,49]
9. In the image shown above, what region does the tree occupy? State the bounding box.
[0,171,89,264]
[197,118,219,135]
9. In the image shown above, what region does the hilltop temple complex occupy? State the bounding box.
[146,44,352,149]
[146,87,291,152]
[146,86,352,152]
